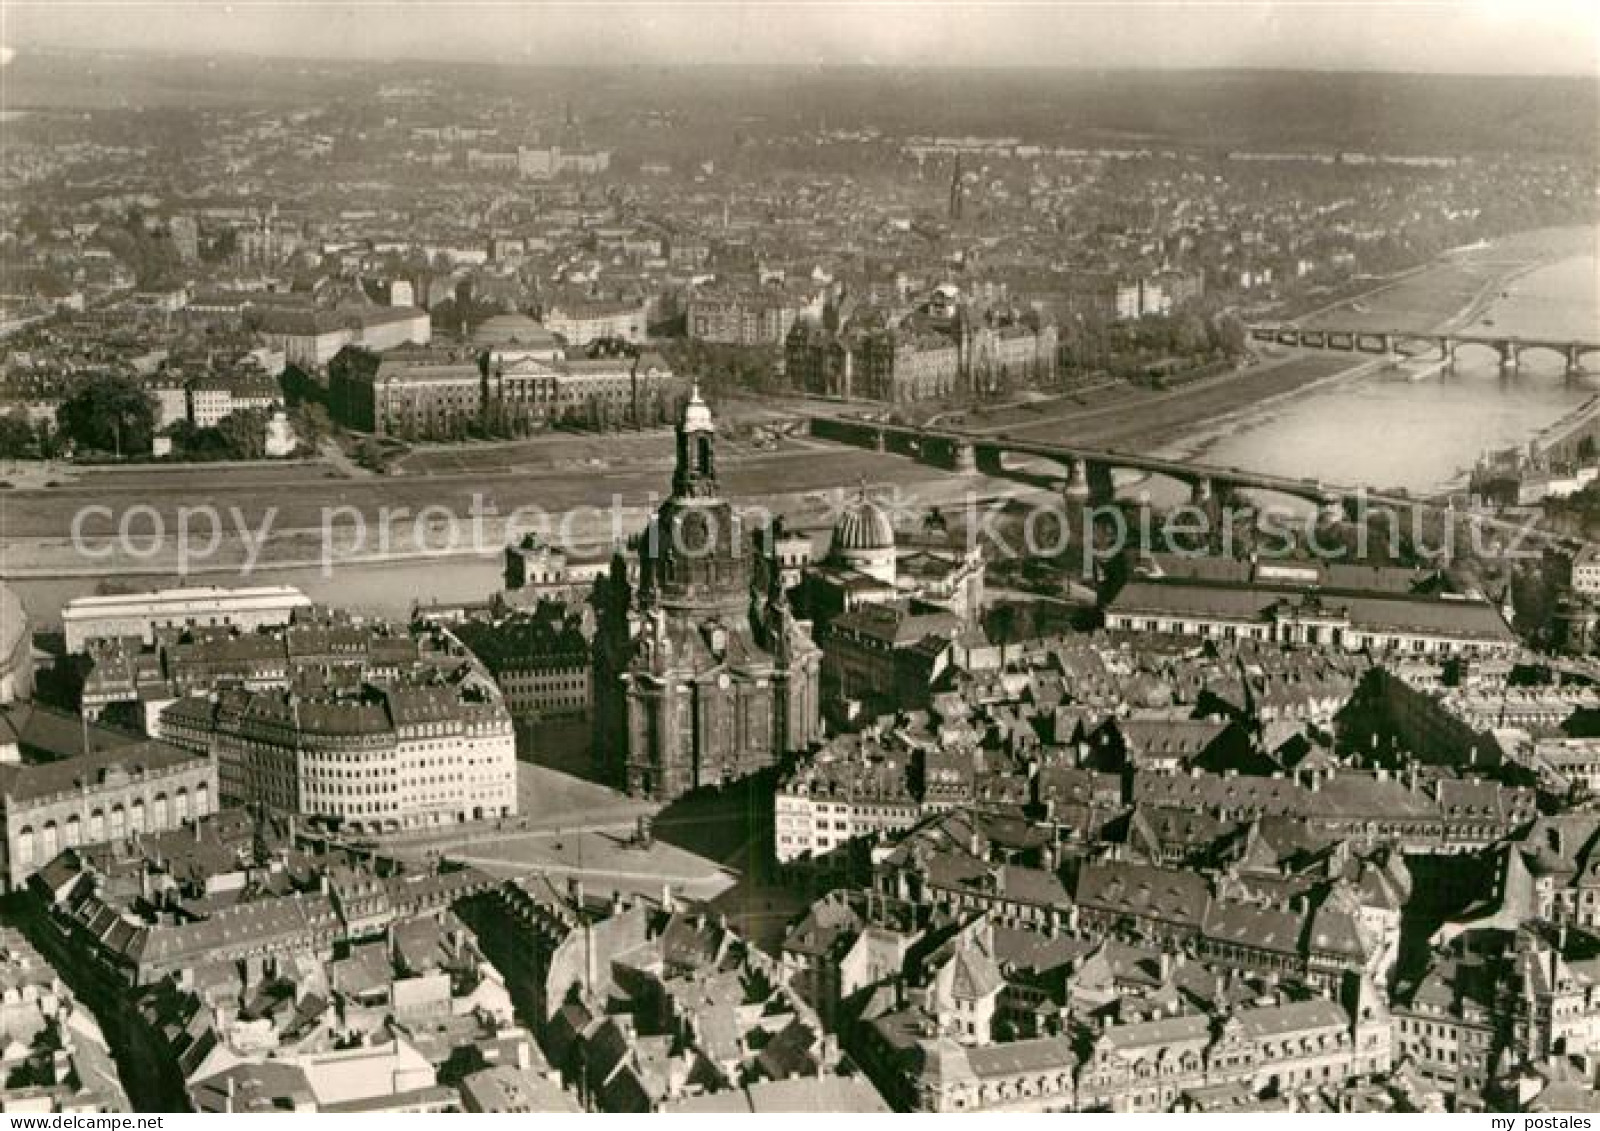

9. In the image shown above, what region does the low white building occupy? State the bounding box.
[62,585,312,653]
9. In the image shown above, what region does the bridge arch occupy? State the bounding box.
[1445,338,1511,364]
[1514,341,1578,369]
[967,443,1075,485]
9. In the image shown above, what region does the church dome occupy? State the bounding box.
[832,493,895,553]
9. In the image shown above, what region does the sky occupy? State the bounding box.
[0,0,1596,75]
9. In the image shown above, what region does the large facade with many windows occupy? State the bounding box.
[160,679,516,834]
[1,741,216,891]
[328,344,679,437]
[1104,558,1518,658]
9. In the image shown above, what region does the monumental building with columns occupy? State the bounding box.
[592,387,823,802]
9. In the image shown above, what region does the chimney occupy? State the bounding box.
[661,882,675,911]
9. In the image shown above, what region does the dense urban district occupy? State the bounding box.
[0,56,1599,1115]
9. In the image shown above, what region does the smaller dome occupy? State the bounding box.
[833,492,895,553]
[472,312,555,347]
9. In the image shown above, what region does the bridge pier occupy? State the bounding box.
[873,428,886,453]
[1499,341,1519,373]
[1086,461,1117,503]
[1062,458,1091,504]
[1440,338,1457,371]
[1568,344,1585,380]
[1317,496,1345,526]
[1189,476,1213,506]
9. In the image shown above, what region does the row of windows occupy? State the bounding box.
[16,785,208,868]
[1114,615,1506,656]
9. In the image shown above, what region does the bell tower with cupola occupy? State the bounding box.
[672,382,719,498]
[591,385,822,801]
[641,383,751,620]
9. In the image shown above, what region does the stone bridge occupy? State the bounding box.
[811,416,1349,517]
[1247,324,1600,376]
[809,416,1591,555]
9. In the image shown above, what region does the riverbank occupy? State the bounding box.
[6,223,1593,623]
[1141,353,1391,469]
[0,468,1032,584]
[994,352,1363,449]
[1302,223,1598,336]
[3,466,1040,627]
[1136,225,1600,480]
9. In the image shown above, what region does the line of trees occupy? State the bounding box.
[661,340,785,396]
[167,407,274,461]
[0,412,60,460]
[55,374,159,457]
[1058,309,1249,382]
[10,373,292,463]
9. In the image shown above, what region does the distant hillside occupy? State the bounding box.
[3,51,1594,159]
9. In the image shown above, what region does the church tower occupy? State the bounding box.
[593,386,821,801]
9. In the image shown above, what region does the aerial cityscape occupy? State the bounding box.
[0,0,1599,1116]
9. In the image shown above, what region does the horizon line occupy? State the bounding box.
[7,41,1599,82]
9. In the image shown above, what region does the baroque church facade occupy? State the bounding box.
[592,387,822,801]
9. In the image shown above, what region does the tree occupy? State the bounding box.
[0,411,36,458]
[1211,313,1248,358]
[1173,313,1210,356]
[57,374,158,457]
[202,226,237,264]
[355,438,386,473]
[280,363,324,407]
[34,418,60,460]
[289,401,333,446]
[214,408,270,461]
